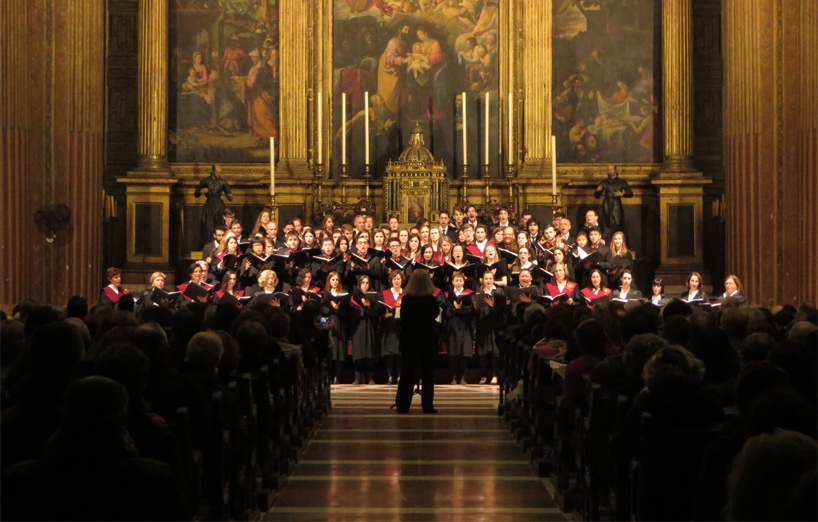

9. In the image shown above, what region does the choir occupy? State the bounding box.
[104,206,744,384]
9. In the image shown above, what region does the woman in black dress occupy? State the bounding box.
[445,271,474,385]
[349,275,379,385]
[394,269,441,413]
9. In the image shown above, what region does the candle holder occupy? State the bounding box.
[364,164,371,198]
[484,164,491,205]
[269,194,279,223]
[551,193,562,218]
[462,164,469,203]
[340,164,348,205]
[506,164,516,205]
[315,163,324,203]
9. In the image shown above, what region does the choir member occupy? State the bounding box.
[136,271,175,314]
[213,271,244,304]
[614,269,642,301]
[99,267,131,306]
[321,271,348,384]
[580,268,612,307]
[474,271,506,384]
[177,262,212,303]
[525,217,540,245]
[291,268,321,312]
[346,233,382,292]
[544,263,578,306]
[477,244,508,287]
[439,236,454,264]
[404,233,422,262]
[381,270,405,385]
[682,271,708,303]
[252,209,273,236]
[349,275,379,385]
[609,231,633,286]
[715,274,748,305]
[648,278,670,307]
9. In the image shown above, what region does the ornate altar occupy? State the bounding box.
[383,125,450,224]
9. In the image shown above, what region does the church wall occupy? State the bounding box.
[1,0,105,312]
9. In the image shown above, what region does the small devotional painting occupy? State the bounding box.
[169,0,279,163]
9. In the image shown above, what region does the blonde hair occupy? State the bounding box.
[404,269,436,297]
[149,271,166,284]
[258,269,277,289]
[612,231,629,256]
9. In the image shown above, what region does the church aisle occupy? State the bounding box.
[268,384,565,522]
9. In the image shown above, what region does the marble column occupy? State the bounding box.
[661,0,696,173]
[135,0,169,172]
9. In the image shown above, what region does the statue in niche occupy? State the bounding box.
[194,165,234,244]
[593,163,633,241]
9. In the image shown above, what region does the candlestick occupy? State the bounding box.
[462,91,467,166]
[484,164,491,204]
[316,163,324,203]
[317,92,322,164]
[364,164,371,198]
[269,194,278,223]
[341,92,347,165]
[484,92,489,166]
[340,164,348,205]
[551,134,557,196]
[507,92,513,166]
[269,137,275,196]
[364,91,370,165]
[462,164,469,202]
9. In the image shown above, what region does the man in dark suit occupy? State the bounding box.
[437,210,458,241]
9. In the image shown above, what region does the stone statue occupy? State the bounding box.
[593,164,633,240]
[194,165,233,244]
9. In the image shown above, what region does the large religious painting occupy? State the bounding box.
[333,0,500,179]
[169,0,279,163]
[552,0,661,164]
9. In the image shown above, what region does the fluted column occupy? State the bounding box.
[1,0,33,309]
[724,0,817,305]
[794,0,818,303]
[53,0,106,304]
[1,0,106,309]
[520,0,552,172]
[280,0,310,174]
[135,0,169,172]
[661,0,696,173]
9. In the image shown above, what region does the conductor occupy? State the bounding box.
[593,164,633,242]
[394,269,441,414]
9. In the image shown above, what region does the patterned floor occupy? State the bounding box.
[267,384,565,521]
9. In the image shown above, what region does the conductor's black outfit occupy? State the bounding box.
[395,294,440,413]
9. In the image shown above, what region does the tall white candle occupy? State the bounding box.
[484,92,489,166]
[551,135,557,196]
[365,91,370,165]
[462,92,467,165]
[317,92,322,164]
[270,137,275,196]
[341,92,347,165]
[507,93,513,165]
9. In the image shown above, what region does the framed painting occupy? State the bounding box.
[332,1,501,179]
[168,0,279,163]
[552,0,662,164]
